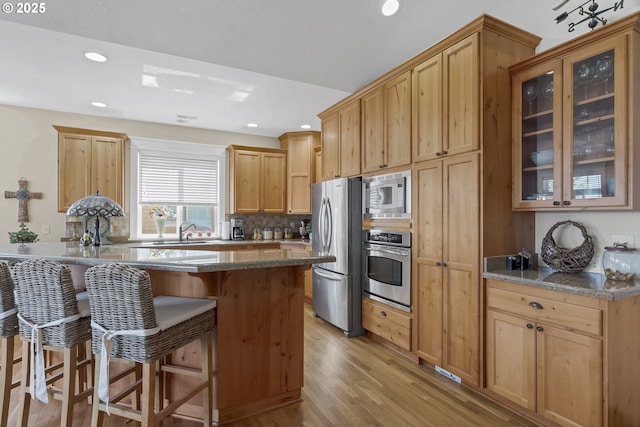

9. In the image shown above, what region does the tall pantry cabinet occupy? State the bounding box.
[412,17,538,386]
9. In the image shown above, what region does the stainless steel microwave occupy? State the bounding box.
[363,170,411,219]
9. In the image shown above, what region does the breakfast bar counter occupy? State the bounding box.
[0,242,334,425]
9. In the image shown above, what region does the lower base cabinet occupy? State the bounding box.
[362,297,411,351]
[485,279,640,427]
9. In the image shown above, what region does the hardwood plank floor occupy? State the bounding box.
[5,303,534,426]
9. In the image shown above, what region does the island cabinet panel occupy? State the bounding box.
[147,265,307,424]
[56,126,125,212]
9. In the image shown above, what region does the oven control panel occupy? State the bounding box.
[364,230,411,248]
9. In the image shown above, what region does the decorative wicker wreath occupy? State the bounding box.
[541,220,594,273]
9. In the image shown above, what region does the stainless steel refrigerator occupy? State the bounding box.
[311,177,365,337]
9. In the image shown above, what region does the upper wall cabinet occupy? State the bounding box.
[279,131,320,214]
[55,126,126,213]
[413,34,479,163]
[227,145,287,214]
[511,14,640,211]
[320,98,360,180]
[361,70,412,172]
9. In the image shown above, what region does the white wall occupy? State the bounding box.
[536,211,640,274]
[0,104,279,243]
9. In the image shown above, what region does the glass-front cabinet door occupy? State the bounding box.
[513,61,563,209]
[513,36,627,210]
[563,37,626,208]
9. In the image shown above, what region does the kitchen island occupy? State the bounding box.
[0,242,334,425]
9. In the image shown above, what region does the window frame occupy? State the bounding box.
[129,137,227,240]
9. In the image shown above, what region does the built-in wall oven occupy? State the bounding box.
[362,230,411,312]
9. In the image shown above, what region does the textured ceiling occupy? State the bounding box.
[1,0,638,137]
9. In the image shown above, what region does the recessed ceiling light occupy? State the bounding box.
[84,52,108,62]
[300,124,312,129]
[247,123,258,128]
[381,0,399,16]
[91,101,107,108]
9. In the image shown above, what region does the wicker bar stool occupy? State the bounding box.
[84,263,215,426]
[12,258,93,427]
[0,262,20,425]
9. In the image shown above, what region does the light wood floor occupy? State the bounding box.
[6,303,535,426]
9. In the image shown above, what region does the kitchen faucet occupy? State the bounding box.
[179,223,197,242]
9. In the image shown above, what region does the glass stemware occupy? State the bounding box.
[523,81,537,115]
[543,78,554,100]
[595,55,613,94]
[575,63,594,100]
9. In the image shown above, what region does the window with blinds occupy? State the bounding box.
[129,137,226,239]
[138,154,219,206]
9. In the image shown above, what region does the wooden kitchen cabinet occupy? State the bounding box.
[362,297,411,351]
[227,145,287,214]
[485,280,612,427]
[411,17,539,388]
[55,126,126,212]
[511,14,640,210]
[412,34,479,163]
[361,70,412,173]
[413,153,480,384]
[319,99,360,180]
[314,146,322,183]
[279,131,320,214]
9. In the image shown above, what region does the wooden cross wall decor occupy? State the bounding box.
[4,177,42,226]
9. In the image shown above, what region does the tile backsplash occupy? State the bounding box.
[228,214,311,239]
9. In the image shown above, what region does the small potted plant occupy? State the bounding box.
[8,225,39,244]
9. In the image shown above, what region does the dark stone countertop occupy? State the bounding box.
[484,256,640,301]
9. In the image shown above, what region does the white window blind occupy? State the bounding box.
[138,154,219,206]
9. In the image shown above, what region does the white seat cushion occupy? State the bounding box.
[153,296,216,331]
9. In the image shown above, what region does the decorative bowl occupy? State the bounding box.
[530,150,553,166]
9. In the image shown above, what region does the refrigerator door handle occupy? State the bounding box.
[325,197,333,253]
[321,197,330,253]
[313,267,343,281]
[318,197,327,253]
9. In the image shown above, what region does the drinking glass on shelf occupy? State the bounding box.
[575,62,594,100]
[543,77,554,100]
[523,82,537,115]
[595,55,613,94]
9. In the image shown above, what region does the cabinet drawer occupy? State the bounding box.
[486,286,602,336]
[362,298,411,350]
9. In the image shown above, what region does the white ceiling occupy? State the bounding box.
[1,0,638,138]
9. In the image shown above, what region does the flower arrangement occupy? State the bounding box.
[148,206,176,220]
